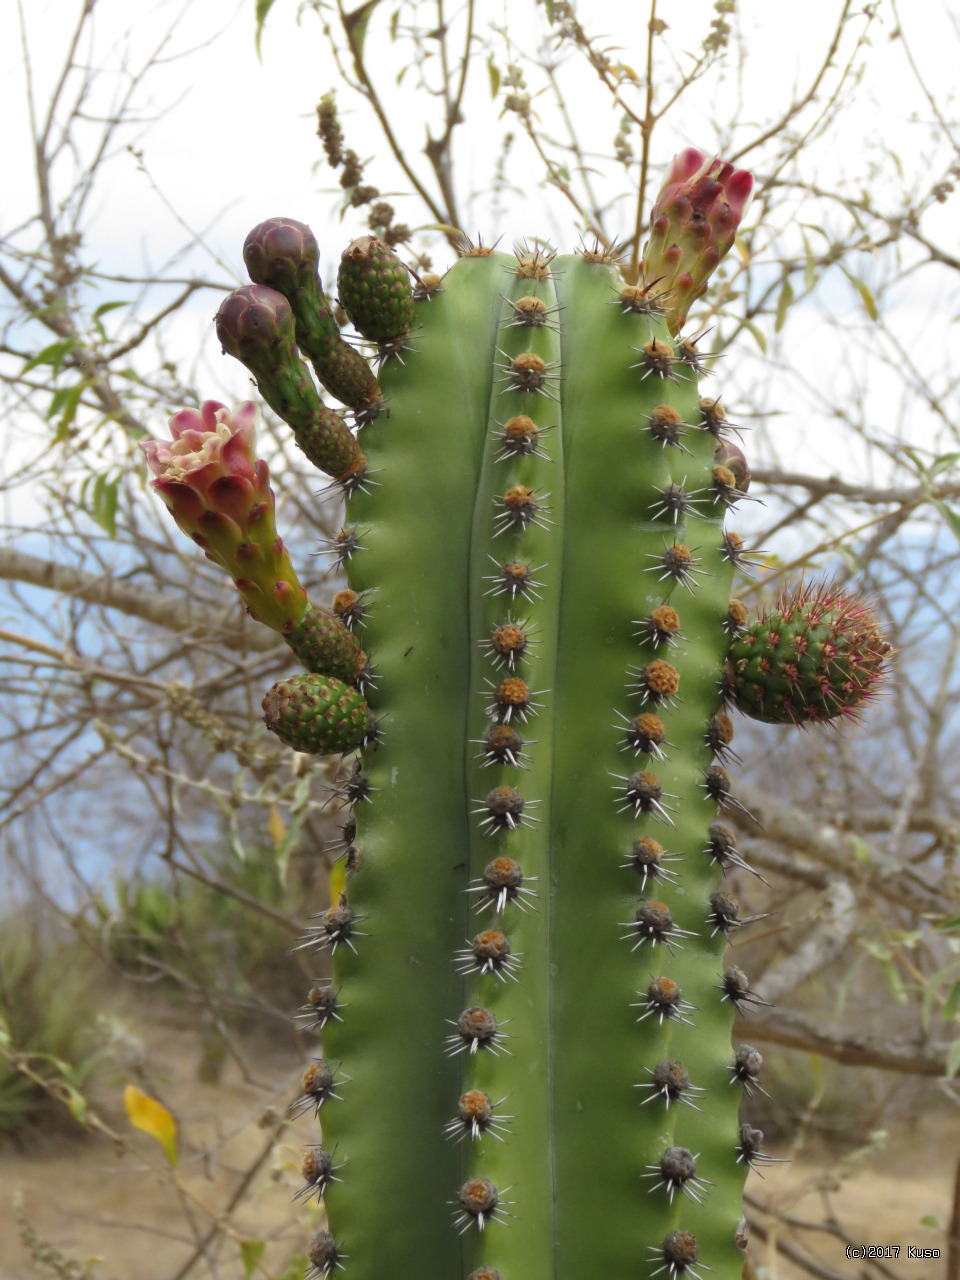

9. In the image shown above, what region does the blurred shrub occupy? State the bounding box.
[0,917,106,1138]
[95,844,318,1029]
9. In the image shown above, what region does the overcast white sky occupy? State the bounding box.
[2,0,959,498]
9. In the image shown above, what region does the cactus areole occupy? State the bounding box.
[143,151,888,1280]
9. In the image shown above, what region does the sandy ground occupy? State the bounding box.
[1,998,955,1280]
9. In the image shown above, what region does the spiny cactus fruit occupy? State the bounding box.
[145,151,889,1280]
[725,582,890,724]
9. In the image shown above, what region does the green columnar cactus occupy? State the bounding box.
[145,151,889,1280]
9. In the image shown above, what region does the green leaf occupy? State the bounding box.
[276,1255,309,1280]
[542,0,556,21]
[343,0,383,61]
[254,0,276,58]
[487,54,501,98]
[801,229,817,291]
[881,958,908,1006]
[742,319,767,355]
[23,339,77,375]
[853,276,878,321]
[935,915,960,932]
[774,275,794,333]
[89,473,120,538]
[935,502,960,546]
[241,1240,266,1279]
[945,1037,960,1079]
[92,300,128,342]
[942,980,960,1021]
[921,1214,942,1229]
[930,452,960,478]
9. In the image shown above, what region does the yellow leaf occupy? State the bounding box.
[124,1084,178,1166]
[329,859,347,906]
[268,804,286,848]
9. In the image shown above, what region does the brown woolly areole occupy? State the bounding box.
[514,249,552,279]
[644,659,681,697]
[513,295,548,321]
[495,676,530,707]
[643,337,675,376]
[491,622,527,657]
[650,604,681,634]
[509,351,549,390]
[504,484,536,509]
[503,414,538,440]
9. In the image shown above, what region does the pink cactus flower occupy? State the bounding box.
[640,148,754,333]
[141,400,307,632]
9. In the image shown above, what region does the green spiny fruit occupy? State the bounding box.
[261,673,371,754]
[242,217,382,413]
[283,602,368,683]
[725,582,889,724]
[337,234,416,345]
[159,150,893,1280]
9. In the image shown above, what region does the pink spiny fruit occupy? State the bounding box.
[724,582,891,725]
[141,400,307,632]
[641,148,754,333]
